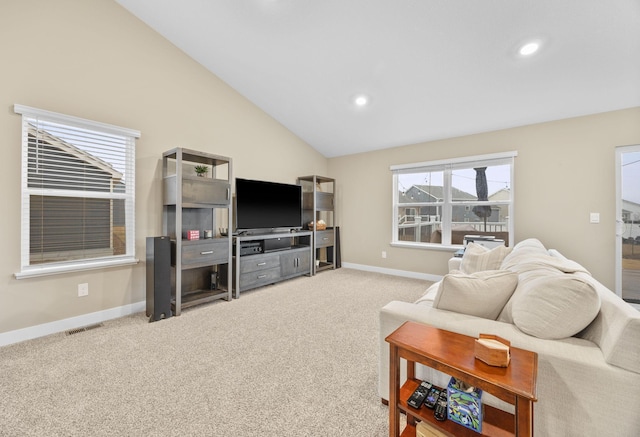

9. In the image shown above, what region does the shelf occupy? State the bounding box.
[172,289,230,310]
[179,238,226,245]
[399,424,415,437]
[400,379,514,437]
[316,261,334,272]
[163,147,231,168]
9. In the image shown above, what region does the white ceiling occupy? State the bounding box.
[116,0,640,158]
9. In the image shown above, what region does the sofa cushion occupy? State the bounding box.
[497,268,560,323]
[433,270,518,320]
[512,274,601,339]
[497,238,594,323]
[460,243,512,274]
[500,238,548,272]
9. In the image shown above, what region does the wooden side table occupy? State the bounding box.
[386,322,538,437]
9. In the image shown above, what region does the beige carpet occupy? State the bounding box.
[0,268,429,436]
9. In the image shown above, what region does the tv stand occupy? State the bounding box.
[228,230,313,298]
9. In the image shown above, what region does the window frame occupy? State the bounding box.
[391,151,516,250]
[14,104,140,279]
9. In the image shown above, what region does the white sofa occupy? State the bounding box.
[378,238,640,436]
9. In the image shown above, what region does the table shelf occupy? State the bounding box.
[399,379,515,437]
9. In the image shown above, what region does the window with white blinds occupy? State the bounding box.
[14,105,140,278]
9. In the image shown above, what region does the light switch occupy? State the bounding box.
[590,212,600,224]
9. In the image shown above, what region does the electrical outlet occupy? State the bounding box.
[78,283,89,297]
[382,251,387,259]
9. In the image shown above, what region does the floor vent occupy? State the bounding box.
[66,323,103,336]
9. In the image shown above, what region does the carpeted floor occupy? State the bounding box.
[0,268,429,436]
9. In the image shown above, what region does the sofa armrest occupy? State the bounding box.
[448,257,462,272]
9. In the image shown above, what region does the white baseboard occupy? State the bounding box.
[341,263,442,283]
[0,301,146,347]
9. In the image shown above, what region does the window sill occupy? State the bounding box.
[390,241,463,253]
[14,257,139,279]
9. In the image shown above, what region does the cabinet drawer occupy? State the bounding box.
[239,253,280,274]
[239,267,281,289]
[315,230,334,248]
[180,239,229,268]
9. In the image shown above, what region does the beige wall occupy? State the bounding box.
[329,108,640,289]
[0,0,327,336]
[1,1,638,340]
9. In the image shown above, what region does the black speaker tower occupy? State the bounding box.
[146,236,173,322]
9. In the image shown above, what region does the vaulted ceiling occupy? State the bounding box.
[116,0,640,157]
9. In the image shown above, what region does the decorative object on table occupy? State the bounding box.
[447,377,483,433]
[474,333,511,367]
[185,230,200,240]
[204,229,213,239]
[194,164,209,177]
[308,219,326,230]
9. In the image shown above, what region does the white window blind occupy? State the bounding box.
[14,105,140,278]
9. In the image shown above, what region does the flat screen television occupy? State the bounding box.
[235,178,303,232]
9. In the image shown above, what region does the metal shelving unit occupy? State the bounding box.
[297,175,336,274]
[162,148,232,315]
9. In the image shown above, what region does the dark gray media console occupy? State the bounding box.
[225,230,313,298]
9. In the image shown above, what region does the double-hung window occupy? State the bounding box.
[14,105,140,278]
[391,152,516,248]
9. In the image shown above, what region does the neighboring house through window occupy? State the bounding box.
[391,152,516,248]
[14,105,140,278]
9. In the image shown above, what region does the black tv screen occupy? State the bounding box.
[235,178,302,231]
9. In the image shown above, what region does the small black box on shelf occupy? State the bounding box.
[263,237,291,252]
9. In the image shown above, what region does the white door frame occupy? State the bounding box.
[615,144,640,299]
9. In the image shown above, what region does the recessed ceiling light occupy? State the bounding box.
[518,41,541,56]
[354,95,369,107]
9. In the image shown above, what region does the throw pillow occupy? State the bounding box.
[460,243,512,274]
[511,275,601,339]
[500,238,549,272]
[433,270,518,320]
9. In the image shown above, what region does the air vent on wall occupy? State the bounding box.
[65,323,103,336]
